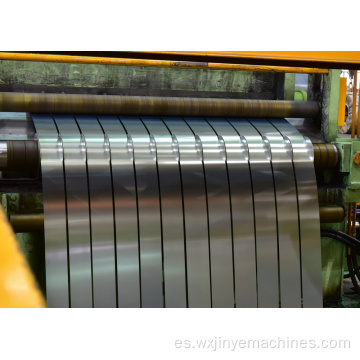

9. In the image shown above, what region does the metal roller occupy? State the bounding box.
[0,92,319,118]
[53,115,93,308]
[269,118,323,308]
[32,114,69,308]
[0,139,339,172]
[74,115,117,308]
[120,116,163,308]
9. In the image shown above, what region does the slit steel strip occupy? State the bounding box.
[53,115,93,308]
[268,118,323,308]
[120,116,163,308]
[250,118,302,308]
[206,118,257,307]
[228,118,279,308]
[97,115,140,308]
[184,117,234,308]
[141,116,187,308]
[74,115,117,308]
[162,117,211,308]
[32,114,69,307]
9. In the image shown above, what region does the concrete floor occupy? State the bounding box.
[325,278,360,307]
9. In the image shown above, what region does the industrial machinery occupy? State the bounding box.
[0,51,359,308]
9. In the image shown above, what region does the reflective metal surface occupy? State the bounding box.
[32,114,69,307]
[250,119,302,308]
[97,115,140,308]
[0,141,7,169]
[53,115,93,308]
[75,115,117,308]
[206,118,257,307]
[162,117,211,308]
[185,117,234,308]
[269,118,323,308]
[120,116,163,308]
[35,114,322,308]
[141,116,187,308]
[228,118,279,308]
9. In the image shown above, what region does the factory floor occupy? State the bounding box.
[340,279,360,307]
[324,278,360,308]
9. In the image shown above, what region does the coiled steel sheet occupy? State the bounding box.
[32,114,69,308]
[34,115,322,308]
[52,115,93,308]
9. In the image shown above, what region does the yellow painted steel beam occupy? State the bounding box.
[338,77,347,126]
[0,52,328,74]
[136,51,360,65]
[0,206,45,308]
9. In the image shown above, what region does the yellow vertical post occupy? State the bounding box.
[0,206,46,308]
[352,71,358,138]
[357,72,360,137]
[338,77,347,126]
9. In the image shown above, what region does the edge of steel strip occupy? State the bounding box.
[141,116,187,308]
[227,118,279,308]
[162,116,211,308]
[206,117,257,308]
[184,117,234,308]
[249,118,302,308]
[74,115,117,308]
[32,113,69,307]
[97,115,141,308]
[268,118,323,308]
[53,115,93,308]
[119,116,163,308]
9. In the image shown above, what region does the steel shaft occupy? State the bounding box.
[0,92,319,118]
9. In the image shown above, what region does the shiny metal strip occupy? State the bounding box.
[249,119,302,308]
[227,118,279,308]
[53,115,93,308]
[184,117,234,308]
[141,116,187,308]
[206,118,257,307]
[268,118,322,308]
[74,115,116,308]
[120,116,163,308]
[32,114,69,307]
[97,115,140,308]
[162,117,211,308]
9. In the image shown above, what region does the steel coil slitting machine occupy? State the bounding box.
[0,52,359,308]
